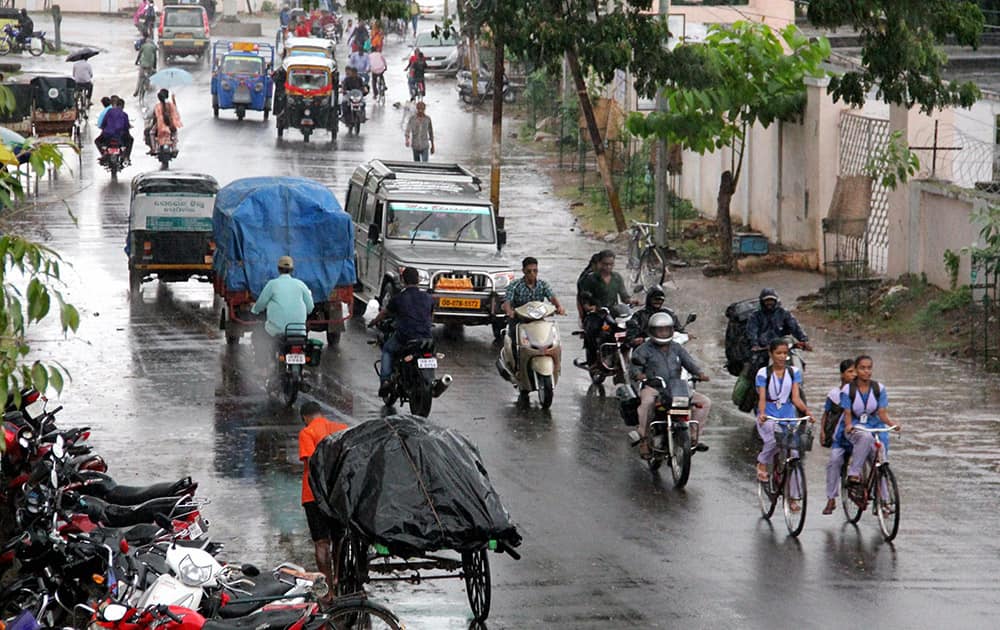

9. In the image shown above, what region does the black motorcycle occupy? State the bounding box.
[97,140,127,180]
[622,376,702,487]
[263,323,323,406]
[370,320,451,417]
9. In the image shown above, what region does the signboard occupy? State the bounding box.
[131,193,214,232]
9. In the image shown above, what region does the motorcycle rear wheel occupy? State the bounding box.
[28,37,43,56]
[409,383,432,417]
[282,369,300,406]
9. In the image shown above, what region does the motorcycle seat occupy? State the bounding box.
[400,338,434,354]
[99,477,197,506]
[94,495,192,528]
[218,573,297,618]
[204,608,306,630]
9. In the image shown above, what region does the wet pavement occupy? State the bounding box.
[13,14,1000,630]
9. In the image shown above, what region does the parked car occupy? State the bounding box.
[159,4,210,62]
[346,159,515,340]
[409,31,460,75]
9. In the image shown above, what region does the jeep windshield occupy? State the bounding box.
[386,202,495,243]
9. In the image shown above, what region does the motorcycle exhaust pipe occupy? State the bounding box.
[432,374,453,398]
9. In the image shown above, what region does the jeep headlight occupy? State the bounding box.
[221,81,231,91]
[491,271,516,291]
[177,553,214,586]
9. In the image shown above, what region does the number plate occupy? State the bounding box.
[614,331,627,340]
[176,33,193,38]
[186,519,203,539]
[285,353,306,365]
[301,119,314,126]
[417,357,438,369]
[439,297,480,309]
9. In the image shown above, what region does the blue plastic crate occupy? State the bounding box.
[732,232,769,256]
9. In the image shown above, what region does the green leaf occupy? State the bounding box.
[48,366,63,394]
[30,362,47,393]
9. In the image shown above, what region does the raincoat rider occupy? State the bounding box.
[629,312,711,459]
[746,287,811,369]
[368,267,434,398]
[625,286,678,347]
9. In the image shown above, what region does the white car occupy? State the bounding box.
[410,31,460,75]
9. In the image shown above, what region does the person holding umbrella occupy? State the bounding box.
[68,49,98,108]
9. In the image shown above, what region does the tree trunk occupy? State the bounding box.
[717,170,735,269]
[489,35,504,214]
[565,48,627,233]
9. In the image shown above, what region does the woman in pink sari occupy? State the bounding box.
[153,89,182,149]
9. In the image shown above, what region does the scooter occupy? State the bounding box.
[496,301,561,409]
[456,69,514,105]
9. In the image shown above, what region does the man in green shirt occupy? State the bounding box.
[578,249,631,308]
[134,37,157,97]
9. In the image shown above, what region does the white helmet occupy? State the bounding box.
[647,311,675,345]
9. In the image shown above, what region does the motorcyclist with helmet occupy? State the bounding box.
[629,312,711,459]
[746,287,811,372]
[625,286,678,347]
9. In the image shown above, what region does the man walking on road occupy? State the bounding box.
[404,101,434,162]
[298,401,348,596]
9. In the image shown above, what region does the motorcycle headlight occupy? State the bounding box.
[177,553,214,586]
[672,396,689,408]
[310,576,330,599]
[491,271,516,291]
[221,81,231,91]
[304,108,311,116]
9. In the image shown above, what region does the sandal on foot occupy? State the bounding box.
[788,499,802,513]
[756,464,769,483]
[822,499,836,515]
[638,437,651,460]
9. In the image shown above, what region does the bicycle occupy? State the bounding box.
[757,415,813,537]
[373,72,386,105]
[626,220,670,293]
[841,423,900,542]
[136,67,153,102]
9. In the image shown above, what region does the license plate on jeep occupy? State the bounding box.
[440,297,480,309]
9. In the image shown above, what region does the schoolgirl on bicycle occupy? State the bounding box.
[839,355,902,496]
[821,359,856,514]
[755,338,812,498]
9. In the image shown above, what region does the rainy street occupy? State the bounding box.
[13,14,1000,629]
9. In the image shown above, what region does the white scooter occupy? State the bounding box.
[496,301,561,409]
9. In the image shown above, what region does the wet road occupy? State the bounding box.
[17,15,1000,629]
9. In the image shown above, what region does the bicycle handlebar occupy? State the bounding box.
[851,425,899,433]
[763,415,812,423]
[630,220,659,228]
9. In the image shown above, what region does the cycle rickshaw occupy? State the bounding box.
[309,414,522,623]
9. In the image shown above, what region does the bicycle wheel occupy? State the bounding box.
[783,460,807,537]
[757,456,779,519]
[326,600,402,630]
[638,247,667,292]
[840,460,865,524]
[875,465,900,542]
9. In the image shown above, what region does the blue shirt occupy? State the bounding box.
[835,381,890,450]
[251,274,315,336]
[755,365,802,419]
[388,286,433,342]
[96,105,111,128]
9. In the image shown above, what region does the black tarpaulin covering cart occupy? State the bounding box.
[309,414,522,622]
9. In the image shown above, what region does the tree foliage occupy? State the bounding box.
[807,0,985,113]
[0,91,77,405]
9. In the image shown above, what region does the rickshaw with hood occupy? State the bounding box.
[275,55,339,142]
[210,40,275,121]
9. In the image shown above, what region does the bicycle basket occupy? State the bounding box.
[774,424,811,452]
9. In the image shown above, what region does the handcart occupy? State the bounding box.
[310,414,523,623]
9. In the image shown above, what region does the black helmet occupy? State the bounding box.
[645,287,665,309]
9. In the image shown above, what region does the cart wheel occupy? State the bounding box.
[336,535,368,596]
[462,549,491,622]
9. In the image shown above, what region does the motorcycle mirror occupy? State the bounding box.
[240,563,260,577]
[102,603,129,622]
[52,435,65,460]
[685,313,697,325]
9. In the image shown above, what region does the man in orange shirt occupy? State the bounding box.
[299,401,349,595]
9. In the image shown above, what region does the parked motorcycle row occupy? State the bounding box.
[0,390,400,629]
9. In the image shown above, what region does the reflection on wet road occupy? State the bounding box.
[18,15,1000,629]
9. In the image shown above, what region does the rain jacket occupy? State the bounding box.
[625,288,678,345]
[629,338,703,385]
[746,287,808,349]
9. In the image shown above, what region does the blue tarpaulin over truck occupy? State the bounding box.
[212,176,356,302]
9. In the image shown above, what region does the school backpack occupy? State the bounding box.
[724,298,758,376]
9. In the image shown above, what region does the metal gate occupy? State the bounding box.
[838,112,891,274]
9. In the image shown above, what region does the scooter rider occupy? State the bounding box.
[368,267,434,398]
[630,312,711,459]
[746,287,811,370]
[502,257,566,363]
[250,256,314,362]
[625,286,678,347]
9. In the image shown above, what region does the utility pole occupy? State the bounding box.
[489,31,505,215]
[653,0,670,247]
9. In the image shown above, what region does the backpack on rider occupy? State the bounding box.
[724,298,757,377]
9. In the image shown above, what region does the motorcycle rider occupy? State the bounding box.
[95,96,133,164]
[625,286,679,347]
[368,267,434,399]
[16,9,33,47]
[147,88,182,155]
[630,312,712,459]
[340,66,367,123]
[502,256,566,365]
[133,37,157,98]
[746,287,811,371]
[348,42,371,84]
[250,256,314,365]
[577,250,636,370]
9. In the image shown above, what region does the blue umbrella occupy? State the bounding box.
[149,68,194,89]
